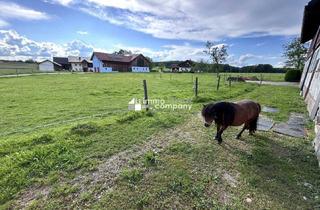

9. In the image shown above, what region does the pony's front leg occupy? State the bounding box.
[214,124,221,140]
[216,125,227,144]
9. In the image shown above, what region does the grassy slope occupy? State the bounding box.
[0,73,318,209]
[0,73,252,206]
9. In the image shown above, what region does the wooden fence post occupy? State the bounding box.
[260,73,263,86]
[195,77,198,97]
[229,75,231,87]
[143,80,149,111]
[16,69,18,77]
[217,75,221,91]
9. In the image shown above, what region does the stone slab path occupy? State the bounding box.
[262,106,279,113]
[257,115,274,131]
[273,113,306,138]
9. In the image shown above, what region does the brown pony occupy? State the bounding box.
[201,100,261,144]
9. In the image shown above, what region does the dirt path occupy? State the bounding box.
[245,80,299,87]
[13,113,202,209]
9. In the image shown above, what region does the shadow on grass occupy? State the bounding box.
[233,133,320,209]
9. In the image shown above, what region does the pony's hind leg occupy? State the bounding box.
[236,124,247,139]
[249,116,259,135]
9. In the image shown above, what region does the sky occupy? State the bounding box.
[0,0,310,67]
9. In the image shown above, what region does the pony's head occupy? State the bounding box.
[201,104,218,127]
[201,102,235,127]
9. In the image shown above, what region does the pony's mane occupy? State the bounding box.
[202,102,235,125]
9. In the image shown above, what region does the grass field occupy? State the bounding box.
[0,73,319,209]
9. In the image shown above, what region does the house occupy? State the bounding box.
[81,58,93,72]
[38,60,62,72]
[90,52,150,73]
[300,0,320,165]
[53,57,71,70]
[171,60,193,72]
[68,56,93,72]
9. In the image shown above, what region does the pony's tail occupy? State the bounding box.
[257,102,261,113]
[249,116,258,134]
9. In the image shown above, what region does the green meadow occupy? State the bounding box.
[0,73,319,209]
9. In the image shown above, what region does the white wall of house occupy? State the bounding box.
[39,61,54,72]
[131,66,149,72]
[71,63,83,71]
[179,67,191,72]
[92,55,112,72]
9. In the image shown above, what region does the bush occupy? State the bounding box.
[284,69,302,82]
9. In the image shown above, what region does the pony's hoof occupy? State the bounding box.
[217,139,223,144]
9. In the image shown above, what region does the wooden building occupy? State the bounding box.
[53,57,71,70]
[300,0,320,165]
[171,60,193,72]
[91,52,150,73]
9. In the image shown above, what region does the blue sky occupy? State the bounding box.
[0,0,309,66]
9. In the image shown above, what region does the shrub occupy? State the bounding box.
[284,69,302,82]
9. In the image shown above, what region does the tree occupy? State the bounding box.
[283,37,308,71]
[25,59,36,63]
[113,49,132,56]
[204,41,228,73]
[145,56,154,70]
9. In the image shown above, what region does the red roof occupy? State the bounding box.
[91,52,142,63]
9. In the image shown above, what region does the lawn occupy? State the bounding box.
[0,73,318,209]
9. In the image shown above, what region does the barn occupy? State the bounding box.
[300,0,320,164]
[91,52,150,73]
[38,60,62,72]
[53,57,71,70]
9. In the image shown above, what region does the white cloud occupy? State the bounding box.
[0,2,50,29]
[0,30,95,61]
[44,0,74,6]
[77,31,89,35]
[0,30,282,67]
[113,43,206,61]
[0,19,8,27]
[49,0,309,41]
[0,1,50,20]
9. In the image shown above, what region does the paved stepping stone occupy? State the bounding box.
[273,113,306,138]
[262,106,279,113]
[257,115,274,131]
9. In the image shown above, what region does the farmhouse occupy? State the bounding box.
[68,56,93,72]
[91,52,150,73]
[300,0,320,164]
[171,60,193,72]
[38,60,62,72]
